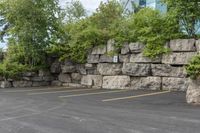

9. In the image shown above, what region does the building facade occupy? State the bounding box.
[121,0,167,13]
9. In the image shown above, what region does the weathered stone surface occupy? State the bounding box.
[97,63,122,76]
[13,81,32,88]
[39,70,51,77]
[87,69,99,75]
[22,72,37,77]
[99,55,113,63]
[0,81,12,88]
[87,55,99,64]
[131,77,161,90]
[162,77,189,91]
[119,54,130,63]
[102,76,130,89]
[151,64,187,78]
[107,39,115,53]
[129,42,144,53]
[122,63,151,76]
[130,53,161,63]
[186,79,200,105]
[169,39,196,52]
[61,62,76,73]
[121,43,130,54]
[71,73,82,82]
[76,64,87,75]
[31,77,43,82]
[91,46,106,55]
[85,63,94,69]
[42,76,54,82]
[58,74,71,83]
[162,52,197,65]
[32,81,50,87]
[50,60,61,74]
[51,80,62,86]
[196,40,200,52]
[81,75,102,88]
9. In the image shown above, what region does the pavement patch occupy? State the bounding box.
[28,88,100,95]
[59,89,129,98]
[102,91,171,102]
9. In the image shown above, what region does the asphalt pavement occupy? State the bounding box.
[0,87,199,133]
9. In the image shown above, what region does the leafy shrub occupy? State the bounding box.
[127,8,182,58]
[186,54,200,79]
[0,60,29,80]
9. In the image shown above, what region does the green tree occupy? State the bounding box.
[0,0,62,66]
[163,0,200,38]
[64,0,87,23]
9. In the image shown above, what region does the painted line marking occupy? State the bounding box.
[3,87,70,93]
[59,90,129,98]
[102,91,171,102]
[28,88,100,95]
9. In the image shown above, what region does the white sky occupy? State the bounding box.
[59,0,108,13]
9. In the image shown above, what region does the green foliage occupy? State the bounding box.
[162,0,200,38]
[65,0,87,23]
[49,0,123,63]
[0,60,29,80]
[127,8,182,58]
[186,54,200,79]
[0,0,62,66]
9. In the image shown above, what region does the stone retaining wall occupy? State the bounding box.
[48,39,199,91]
[1,39,199,91]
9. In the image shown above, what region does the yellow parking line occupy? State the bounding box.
[3,87,70,93]
[102,91,171,102]
[59,90,129,98]
[28,88,100,95]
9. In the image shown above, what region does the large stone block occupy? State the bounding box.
[85,63,95,70]
[91,46,106,55]
[119,54,130,63]
[102,76,130,89]
[58,74,71,83]
[0,81,12,88]
[121,43,130,54]
[50,60,61,74]
[97,63,122,76]
[22,72,37,77]
[81,75,102,88]
[107,39,115,53]
[39,70,51,77]
[196,40,200,52]
[42,76,54,82]
[129,42,144,53]
[169,39,196,52]
[76,64,87,75]
[61,61,76,73]
[122,63,151,76]
[51,80,62,86]
[162,52,197,65]
[99,55,113,63]
[162,77,189,91]
[13,81,32,88]
[31,76,43,82]
[131,77,161,90]
[130,53,161,63]
[71,73,82,82]
[186,79,200,105]
[151,64,187,78]
[87,55,99,64]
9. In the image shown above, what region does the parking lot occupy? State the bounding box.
[0,87,200,133]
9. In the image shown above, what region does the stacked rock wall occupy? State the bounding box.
[50,39,199,91]
[0,39,199,91]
